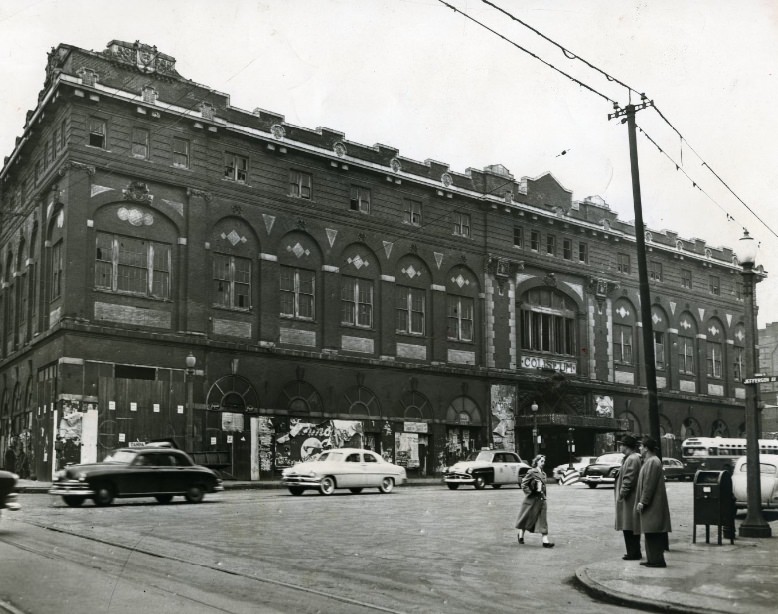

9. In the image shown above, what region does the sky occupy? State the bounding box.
[1,0,777,330]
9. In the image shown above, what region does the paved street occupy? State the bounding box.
[0,482,700,613]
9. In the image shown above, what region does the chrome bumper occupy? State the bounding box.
[49,481,95,497]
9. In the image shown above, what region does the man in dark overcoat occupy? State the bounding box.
[634,437,672,567]
[614,434,642,560]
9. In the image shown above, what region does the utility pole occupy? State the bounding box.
[608,97,661,453]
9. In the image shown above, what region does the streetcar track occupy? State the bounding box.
[7,519,407,614]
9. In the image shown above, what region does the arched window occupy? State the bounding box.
[612,299,636,365]
[677,312,697,375]
[446,265,478,343]
[732,323,745,382]
[705,318,725,380]
[395,255,430,337]
[652,305,669,371]
[520,287,576,356]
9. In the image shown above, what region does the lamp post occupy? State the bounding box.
[531,402,539,457]
[185,352,196,454]
[736,230,771,538]
[567,427,575,469]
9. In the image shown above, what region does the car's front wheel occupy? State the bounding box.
[446,483,459,490]
[319,476,336,495]
[473,476,486,490]
[63,496,85,507]
[185,485,205,503]
[93,484,115,506]
[379,477,395,494]
[349,488,363,494]
[155,494,173,504]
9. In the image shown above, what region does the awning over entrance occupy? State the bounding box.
[515,414,630,433]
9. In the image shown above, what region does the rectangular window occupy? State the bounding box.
[530,230,540,251]
[396,286,425,335]
[613,324,633,364]
[50,241,63,301]
[289,169,312,199]
[280,266,315,320]
[678,337,695,374]
[224,152,249,183]
[513,226,523,248]
[453,213,471,238]
[172,137,190,168]
[54,125,62,155]
[578,242,588,264]
[88,117,106,149]
[402,198,422,227]
[617,253,631,274]
[709,275,720,296]
[546,235,556,256]
[60,120,67,150]
[341,277,373,328]
[350,186,371,213]
[520,310,575,355]
[707,342,723,378]
[649,261,663,282]
[654,331,665,370]
[447,295,474,342]
[733,346,743,382]
[131,127,149,159]
[562,238,572,260]
[735,279,743,300]
[681,269,692,289]
[94,232,171,299]
[213,254,251,310]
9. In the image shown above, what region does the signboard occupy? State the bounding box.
[520,355,577,374]
[403,421,428,433]
[128,441,147,448]
[743,376,778,384]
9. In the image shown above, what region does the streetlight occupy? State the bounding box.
[567,427,575,469]
[736,230,771,538]
[531,402,539,457]
[185,352,196,453]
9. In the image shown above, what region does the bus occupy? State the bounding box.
[681,437,778,474]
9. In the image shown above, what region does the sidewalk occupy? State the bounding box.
[15,478,778,613]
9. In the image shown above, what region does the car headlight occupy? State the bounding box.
[465,468,473,474]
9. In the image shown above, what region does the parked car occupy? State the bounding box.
[443,449,530,490]
[662,457,692,481]
[732,454,778,509]
[281,448,407,495]
[579,453,624,488]
[0,470,21,518]
[552,456,597,482]
[49,446,224,507]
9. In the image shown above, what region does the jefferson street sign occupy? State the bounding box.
[743,376,778,384]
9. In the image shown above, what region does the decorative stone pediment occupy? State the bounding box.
[122,181,153,204]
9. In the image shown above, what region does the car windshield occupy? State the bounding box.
[595,453,623,464]
[102,450,137,464]
[316,451,344,462]
[465,451,493,462]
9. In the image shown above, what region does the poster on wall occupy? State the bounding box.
[594,395,616,454]
[55,400,84,470]
[395,432,419,468]
[274,418,363,468]
[490,384,516,452]
[256,417,274,472]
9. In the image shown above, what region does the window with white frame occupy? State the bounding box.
[520,288,576,355]
[396,286,425,335]
[709,275,720,296]
[617,253,631,274]
[706,341,723,379]
[654,331,665,370]
[578,242,588,264]
[453,212,471,238]
[280,266,315,320]
[613,323,633,364]
[350,185,371,213]
[341,276,373,328]
[213,253,251,310]
[131,127,149,159]
[678,335,695,374]
[224,152,248,183]
[403,199,422,227]
[546,234,556,256]
[513,226,523,248]
[530,230,540,251]
[562,238,572,260]
[649,260,663,282]
[733,345,744,382]
[289,169,312,199]
[447,295,473,342]
[50,240,63,300]
[172,137,189,168]
[681,269,692,289]
[88,117,106,149]
[94,232,171,299]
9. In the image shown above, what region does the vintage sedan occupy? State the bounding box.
[733,454,778,509]
[662,457,692,481]
[281,448,407,495]
[579,453,624,488]
[552,456,597,483]
[443,449,530,490]
[49,446,224,507]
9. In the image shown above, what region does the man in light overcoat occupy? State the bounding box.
[614,434,642,560]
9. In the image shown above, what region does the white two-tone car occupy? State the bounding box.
[443,449,530,490]
[733,454,778,509]
[281,448,407,496]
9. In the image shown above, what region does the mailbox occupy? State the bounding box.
[693,470,735,545]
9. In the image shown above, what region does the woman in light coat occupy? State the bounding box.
[516,455,554,548]
[615,434,642,560]
[634,437,672,567]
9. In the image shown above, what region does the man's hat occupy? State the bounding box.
[619,434,638,449]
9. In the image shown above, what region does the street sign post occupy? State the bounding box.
[743,376,778,384]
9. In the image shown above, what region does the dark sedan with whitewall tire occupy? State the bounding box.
[443,450,530,490]
[579,453,624,488]
[49,446,223,507]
